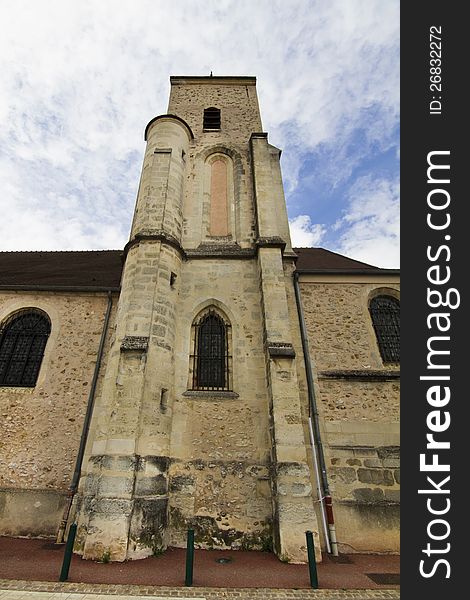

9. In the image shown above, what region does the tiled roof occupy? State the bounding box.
[294,247,397,273]
[0,250,123,289]
[0,247,397,290]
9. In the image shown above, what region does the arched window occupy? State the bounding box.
[190,309,231,390]
[0,309,51,387]
[210,158,229,236]
[203,107,221,130]
[369,295,400,363]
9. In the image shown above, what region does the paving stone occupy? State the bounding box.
[0,582,400,600]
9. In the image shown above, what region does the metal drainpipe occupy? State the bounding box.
[293,272,338,556]
[56,291,114,543]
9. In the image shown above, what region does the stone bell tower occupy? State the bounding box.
[75,76,320,562]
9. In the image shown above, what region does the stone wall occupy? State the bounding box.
[1,78,399,560]
[168,78,263,142]
[168,257,273,551]
[168,80,261,252]
[0,488,67,538]
[0,291,117,537]
[317,379,400,422]
[299,280,400,376]
[299,277,400,553]
[149,78,316,560]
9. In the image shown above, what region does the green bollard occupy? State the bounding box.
[59,522,78,582]
[305,530,319,588]
[185,528,195,586]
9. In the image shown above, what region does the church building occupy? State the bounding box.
[0,76,400,563]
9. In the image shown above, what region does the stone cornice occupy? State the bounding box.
[185,244,255,259]
[256,236,286,251]
[123,235,297,264]
[182,390,240,399]
[170,76,256,86]
[318,369,400,381]
[144,114,194,141]
[267,342,296,358]
[120,336,149,352]
[123,231,185,260]
[249,132,268,142]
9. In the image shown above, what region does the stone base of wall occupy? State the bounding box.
[168,459,273,553]
[322,421,400,554]
[0,488,66,537]
[334,501,400,553]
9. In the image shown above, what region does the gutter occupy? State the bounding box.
[56,291,114,542]
[295,269,400,276]
[293,272,338,556]
[0,285,120,293]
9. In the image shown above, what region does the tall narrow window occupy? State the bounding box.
[203,107,221,130]
[191,309,231,390]
[369,296,400,363]
[0,309,51,387]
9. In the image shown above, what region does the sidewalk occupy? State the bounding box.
[0,537,399,599]
[0,583,401,600]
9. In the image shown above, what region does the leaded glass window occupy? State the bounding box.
[191,310,231,390]
[369,296,400,363]
[0,310,51,387]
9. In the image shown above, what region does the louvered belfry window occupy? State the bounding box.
[192,310,231,390]
[369,296,400,363]
[0,310,51,387]
[203,107,221,130]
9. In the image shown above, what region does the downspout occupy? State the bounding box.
[293,272,338,556]
[56,291,114,543]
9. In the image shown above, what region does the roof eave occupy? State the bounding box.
[295,269,400,276]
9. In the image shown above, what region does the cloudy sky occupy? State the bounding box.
[0,0,399,268]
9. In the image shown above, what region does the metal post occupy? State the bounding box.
[306,530,319,588]
[185,528,195,586]
[59,522,77,582]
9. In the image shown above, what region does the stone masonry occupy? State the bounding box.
[0,291,118,537]
[300,276,400,552]
[0,76,399,561]
[73,77,320,563]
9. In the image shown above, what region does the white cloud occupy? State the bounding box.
[0,0,399,252]
[333,175,400,268]
[289,215,326,247]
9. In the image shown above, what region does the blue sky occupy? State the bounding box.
[0,0,399,268]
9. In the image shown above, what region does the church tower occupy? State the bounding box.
[74,76,321,563]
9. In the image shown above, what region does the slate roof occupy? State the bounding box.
[0,247,397,290]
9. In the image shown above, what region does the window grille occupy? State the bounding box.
[203,107,221,130]
[0,310,51,387]
[369,296,400,363]
[191,310,231,390]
